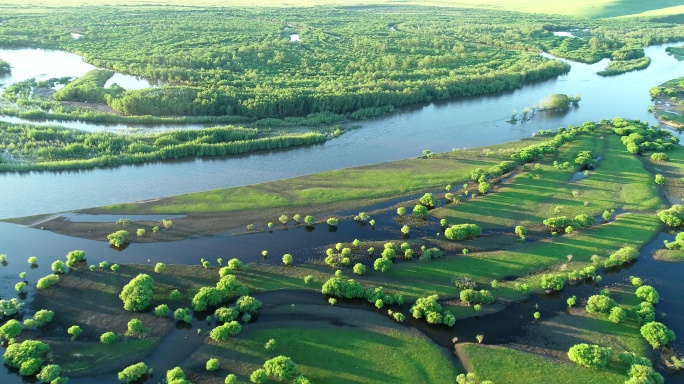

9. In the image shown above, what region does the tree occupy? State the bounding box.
[658,205,684,228]
[567,344,614,368]
[192,286,224,311]
[136,228,146,237]
[3,340,50,376]
[0,319,22,340]
[326,217,338,226]
[604,246,639,268]
[127,318,144,336]
[101,331,117,344]
[655,174,666,185]
[174,308,192,323]
[59,325,80,344]
[37,364,62,383]
[419,193,435,207]
[118,362,148,383]
[225,374,237,384]
[236,296,262,313]
[304,215,315,226]
[626,364,664,384]
[585,295,617,314]
[227,258,245,271]
[540,274,566,292]
[207,358,220,371]
[640,322,676,348]
[210,321,242,341]
[635,285,660,304]
[303,275,314,285]
[514,225,527,238]
[51,260,66,273]
[282,254,293,266]
[251,369,268,384]
[36,274,60,289]
[567,296,576,307]
[214,307,238,322]
[264,355,297,382]
[167,367,191,384]
[107,230,130,247]
[397,207,406,216]
[444,224,482,241]
[169,289,181,301]
[374,257,392,272]
[154,262,167,273]
[412,204,428,217]
[478,182,491,194]
[401,225,410,236]
[120,274,155,311]
[25,309,54,328]
[279,214,289,225]
[353,263,366,275]
[609,307,627,323]
[265,339,276,351]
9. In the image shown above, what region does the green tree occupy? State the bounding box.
[2,340,50,376]
[540,274,566,292]
[567,344,613,368]
[210,321,242,341]
[154,262,167,273]
[207,358,220,371]
[37,364,62,383]
[397,207,406,216]
[119,274,155,311]
[100,332,117,344]
[251,369,268,384]
[236,296,262,313]
[609,307,627,323]
[374,257,392,272]
[265,338,277,351]
[419,193,435,207]
[640,322,676,348]
[264,355,297,382]
[353,263,366,275]
[126,318,144,336]
[585,294,617,314]
[67,325,82,340]
[304,215,315,226]
[282,254,293,266]
[478,182,491,194]
[635,285,660,304]
[107,230,130,247]
[51,260,66,273]
[117,362,148,383]
[655,174,666,185]
[0,319,22,340]
[412,204,428,217]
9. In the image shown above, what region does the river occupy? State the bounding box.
[0,43,683,219]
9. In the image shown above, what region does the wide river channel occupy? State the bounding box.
[1,42,683,219]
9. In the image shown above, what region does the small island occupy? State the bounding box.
[0,58,10,74]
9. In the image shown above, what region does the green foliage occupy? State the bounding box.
[631,276,643,287]
[604,246,639,268]
[107,230,129,247]
[326,217,338,226]
[412,205,428,217]
[67,325,82,340]
[250,368,268,384]
[478,181,491,195]
[210,321,242,341]
[538,93,578,110]
[353,263,366,275]
[167,367,192,384]
[651,152,668,161]
[625,364,664,384]
[265,338,276,351]
[117,362,148,383]
[597,57,651,77]
[51,260,66,273]
[282,254,293,266]
[573,214,597,229]
[444,223,482,241]
[36,275,59,289]
[419,193,435,207]
[119,274,155,311]
[0,319,22,340]
[0,298,25,317]
[154,262,167,273]
[65,250,86,266]
[410,295,455,326]
[36,364,62,383]
[214,307,238,322]
[542,216,572,230]
[540,274,566,292]
[640,322,676,349]
[236,296,262,313]
[192,286,224,311]
[373,257,392,272]
[126,318,144,336]
[53,69,119,103]
[574,151,597,170]
[655,174,666,185]
[567,296,576,307]
[100,331,117,344]
[633,302,656,325]
[459,289,495,305]
[611,118,678,155]
[206,358,220,371]
[585,295,617,314]
[321,277,366,299]
[303,275,314,285]
[169,289,181,301]
[567,343,614,368]
[24,309,54,328]
[304,215,315,226]
[608,306,627,323]
[174,308,192,323]
[225,374,237,384]
[263,355,297,382]
[397,207,406,216]
[635,285,660,304]
[2,339,50,376]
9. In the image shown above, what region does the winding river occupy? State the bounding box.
[1,43,683,219]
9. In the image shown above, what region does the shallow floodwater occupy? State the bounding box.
[2,43,683,219]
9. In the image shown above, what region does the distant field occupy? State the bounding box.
[3,0,684,18]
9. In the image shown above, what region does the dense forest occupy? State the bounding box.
[1,6,683,121]
[0,123,330,171]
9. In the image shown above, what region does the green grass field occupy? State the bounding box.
[199,326,459,383]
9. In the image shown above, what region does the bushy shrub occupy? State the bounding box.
[444,224,482,241]
[567,344,613,368]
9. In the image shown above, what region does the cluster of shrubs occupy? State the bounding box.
[511,121,596,163]
[459,289,495,305]
[321,277,403,309]
[410,295,455,326]
[445,224,482,241]
[610,117,678,154]
[542,214,597,232]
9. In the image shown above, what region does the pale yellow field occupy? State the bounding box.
[1,0,683,19]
